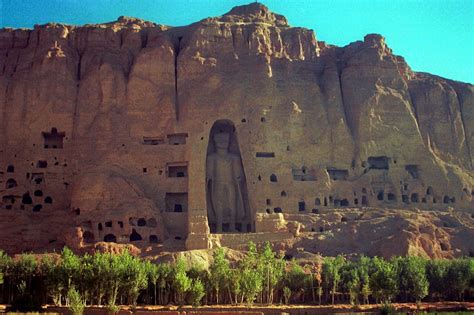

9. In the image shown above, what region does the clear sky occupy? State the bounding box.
[1,0,473,83]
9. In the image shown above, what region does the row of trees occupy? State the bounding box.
[0,243,472,309]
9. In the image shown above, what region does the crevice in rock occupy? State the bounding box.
[13,52,20,75]
[336,58,357,159]
[141,30,148,49]
[173,35,182,121]
[119,30,124,49]
[336,61,354,139]
[406,83,421,127]
[450,83,473,169]
[124,50,134,81]
[230,26,238,56]
[71,48,82,144]
[76,50,82,81]
[244,27,251,50]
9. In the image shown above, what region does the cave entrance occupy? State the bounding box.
[42,127,65,149]
[206,120,252,233]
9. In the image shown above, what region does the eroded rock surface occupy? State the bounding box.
[0,3,472,258]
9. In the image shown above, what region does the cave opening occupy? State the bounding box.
[83,231,94,243]
[130,229,142,242]
[43,128,65,149]
[368,156,389,170]
[104,234,116,242]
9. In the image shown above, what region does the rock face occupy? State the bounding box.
[0,3,473,258]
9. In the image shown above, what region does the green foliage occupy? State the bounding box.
[283,286,291,304]
[209,247,231,304]
[0,250,12,272]
[40,255,63,305]
[240,265,263,305]
[106,303,119,315]
[188,278,205,307]
[68,287,85,315]
[119,252,148,305]
[59,247,81,305]
[236,242,263,305]
[379,300,396,315]
[444,257,472,300]
[173,257,191,306]
[322,255,345,304]
[393,256,428,302]
[156,262,173,304]
[13,253,37,277]
[283,260,310,302]
[370,257,398,303]
[340,260,360,305]
[260,242,285,304]
[9,280,42,312]
[0,246,473,307]
[426,259,448,300]
[0,250,11,286]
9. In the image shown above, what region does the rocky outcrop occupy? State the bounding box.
[0,3,472,258]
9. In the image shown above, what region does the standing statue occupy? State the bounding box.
[206,132,247,232]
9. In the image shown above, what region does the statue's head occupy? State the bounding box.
[214,132,230,150]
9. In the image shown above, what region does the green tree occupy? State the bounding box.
[77,254,92,304]
[238,242,263,305]
[103,253,125,307]
[259,242,285,304]
[0,250,10,287]
[426,259,448,300]
[145,261,159,304]
[173,257,191,305]
[283,261,310,303]
[90,252,109,305]
[120,252,148,306]
[229,268,242,305]
[393,256,428,303]
[40,255,63,305]
[209,247,231,304]
[188,278,205,307]
[370,257,397,303]
[0,251,12,304]
[13,253,37,281]
[240,266,262,305]
[444,258,472,300]
[59,247,81,305]
[341,261,360,305]
[156,263,173,305]
[322,255,344,304]
[13,253,37,299]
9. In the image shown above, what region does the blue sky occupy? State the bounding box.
[1,0,473,83]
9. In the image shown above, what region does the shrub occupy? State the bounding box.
[68,287,85,315]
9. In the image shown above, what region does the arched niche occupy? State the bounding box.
[206,120,252,233]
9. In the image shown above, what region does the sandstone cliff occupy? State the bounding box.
[0,3,472,258]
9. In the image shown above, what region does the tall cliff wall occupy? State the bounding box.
[0,3,472,257]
